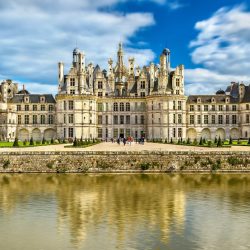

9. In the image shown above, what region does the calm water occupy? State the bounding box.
[0,174,250,250]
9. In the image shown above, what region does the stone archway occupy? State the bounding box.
[230,128,240,139]
[187,128,197,140]
[201,128,211,140]
[44,128,56,141]
[18,128,29,141]
[215,128,226,140]
[32,128,42,141]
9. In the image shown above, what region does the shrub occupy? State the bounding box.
[23,139,27,146]
[214,137,218,144]
[13,137,19,147]
[170,137,173,144]
[217,136,222,147]
[193,138,197,145]
[73,137,77,147]
[208,141,212,147]
[203,138,206,144]
[29,137,34,146]
[46,161,54,169]
[42,137,46,144]
[140,162,150,170]
[54,139,59,144]
[3,159,10,169]
[199,137,203,145]
[229,136,233,145]
[50,138,54,144]
[248,138,250,145]
[186,138,190,145]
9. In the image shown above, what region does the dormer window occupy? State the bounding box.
[212,98,215,103]
[197,98,201,103]
[70,78,75,87]
[40,96,45,103]
[24,96,29,103]
[226,98,229,103]
[176,78,180,87]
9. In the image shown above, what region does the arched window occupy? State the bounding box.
[126,103,130,111]
[113,103,118,111]
[120,103,124,111]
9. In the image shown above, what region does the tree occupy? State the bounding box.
[248,138,250,145]
[217,136,222,147]
[214,137,218,144]
[203,137,206,144]
[50,138,54,144]
[13,137,19,147]
[229,136,232,145]
[29,137,34,146]
[170,137,173,144]
[186,138,190,145]
[199,137,203,145]
[73,137,77,147]
[42,137,46,144]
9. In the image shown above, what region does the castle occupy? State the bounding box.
[0,44,249,141]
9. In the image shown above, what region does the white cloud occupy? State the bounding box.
[0,0,159,91]
[186,5,250,94]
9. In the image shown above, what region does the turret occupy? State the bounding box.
[73,48,80,68]
[58,62,64,92]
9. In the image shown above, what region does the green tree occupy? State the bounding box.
[186,138,190,145]
[50,138,54,144]
[13,137,19,147]
[170,137,173,144]
[229,136,232,145]
[217,136,222,147]
[29,137,34,146]
[199,137,203,145]
[214,137,218,144]
[73,137,77,147]
[42,137,46,144]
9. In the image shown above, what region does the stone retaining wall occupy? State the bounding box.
[0,151,250,173]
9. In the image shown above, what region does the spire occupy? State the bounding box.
[117,43,124,82]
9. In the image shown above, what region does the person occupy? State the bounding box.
[123,137,126,146]
[117,138,120,145]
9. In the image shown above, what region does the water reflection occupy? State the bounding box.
[0,174,250,250]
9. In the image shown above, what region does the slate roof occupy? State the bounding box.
[187,95,238,104]
[241,85,250,103]
[10,94,56,103]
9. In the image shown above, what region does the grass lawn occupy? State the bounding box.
[0,141,66,147]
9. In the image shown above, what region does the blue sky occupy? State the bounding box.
[0,0,250,95]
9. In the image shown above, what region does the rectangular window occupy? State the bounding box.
[114,115,118,125]
[105,103,108,111]
[232,115,237,124]
[173,114,176,124]
[204,115,208,124]
[173,128,176,138]
[140,81,145,89]
[48,115,53,124]
[178,101,182,110]
[178,114,182,124]
[41,105,45,111]
[120,103,124,111]
[140,115,145,124]
[190,115,194,124]
[97,103,103,111]
[135,115,138,124]
[173,101,176,110]
[226,115,229,124]
[246,104,249,110]
[25,105,29,111]
[126,129,130,137]
[120,115,124,124]
[212,115,215,124]
[232,105,237,111]
[126,103,130,111]
[64,114,66,123]
[64,101,67,110]
[140,92,145,97]
[70,78,75,86]
[40,115,45,124]
[204,105,208,111]
[70,89,75,95]
[68,128,74,138]
[114,128,118,138]
[98,81,103,89]
[64,128,66,138]
[105,115,108,125]
[49,105,53,111]
[190,105,194,111]
[98,128,102,138]
[198,115,201,124]
[24,115,29,124]
[226,105,229,111]
[113,103,118,111]
[178,128,182,138]
[68,114,74,124]
[219,105,223,111]
[98,115,102,125]
[176,78,180,87]
[218,115,223,124]
[68,101,74,110]
[98,92,102,97]
[212,105,215,111]
[197,105,201,111]
[33,115,37,124]
[126,115,130,124]
[246,114,250,123]
[18,115,21,124]
[33,105,37,111]
[17,105,21,111]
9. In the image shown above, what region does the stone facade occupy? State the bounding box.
[0,44,250,141]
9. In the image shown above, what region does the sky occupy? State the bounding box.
[0,0,250,95]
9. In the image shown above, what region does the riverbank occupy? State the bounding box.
[1,150,250,173]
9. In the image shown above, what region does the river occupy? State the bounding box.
[0,174,250,250]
